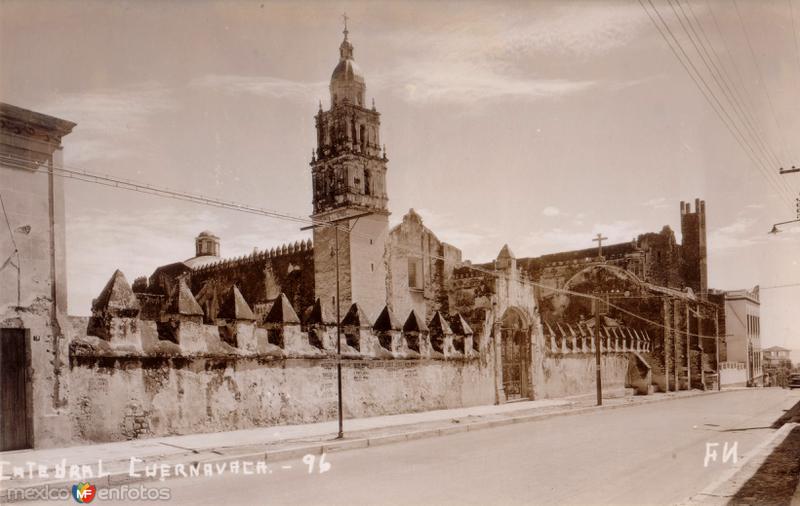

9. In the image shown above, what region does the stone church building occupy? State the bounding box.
[117,27,720,417]
[0,26,724,449]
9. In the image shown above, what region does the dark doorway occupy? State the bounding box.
[501,309,531,401]
[1,328,30,451]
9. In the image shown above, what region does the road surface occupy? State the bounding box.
[32,389,800,505]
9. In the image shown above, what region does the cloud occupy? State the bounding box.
[708,218,763,251]
[372,3,648,105]
[189,75,326,102]
[498,3,650,56]
[521,220,641,255]
[189,5,648,108]
[542,206,561,217]
[641,197,669,209]
[39,83,175,164]
[389,61,596,105]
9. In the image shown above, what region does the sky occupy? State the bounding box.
[1,0,798,348]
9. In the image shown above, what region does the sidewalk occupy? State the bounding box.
[0,388,732,501]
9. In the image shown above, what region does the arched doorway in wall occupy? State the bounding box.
[500,307,531,401]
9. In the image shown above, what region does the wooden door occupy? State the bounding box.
[1,328,30,451]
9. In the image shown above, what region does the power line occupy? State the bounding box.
[639,0,795,208]
[789,0,800,125]
[670,0,795,204]
[704,0,797,198]
[760,282,800,290]
[733,0,796,167]
[678,0,791,194]
[4,153,729,340]
[669,0,796,205]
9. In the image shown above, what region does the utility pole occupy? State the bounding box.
[663,298,670,392]
[591,232,607,406]
[333,226,343,439]
[594,297,603,406]
[714,307,720,392]
[686,304,691,390]
[673,300,679,390]
[768,170,800,231]
[301,210,372,440]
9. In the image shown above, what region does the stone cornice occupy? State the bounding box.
[0,102,76,142]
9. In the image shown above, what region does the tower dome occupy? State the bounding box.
[330,24,366,107]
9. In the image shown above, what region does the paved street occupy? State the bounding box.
[58,389,797,506]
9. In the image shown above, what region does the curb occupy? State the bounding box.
[0,389,734,502]
[679,422,799,505]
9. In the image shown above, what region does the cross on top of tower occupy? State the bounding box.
[342,13,349,38]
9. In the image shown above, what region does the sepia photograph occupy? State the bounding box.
[1,1,799,504]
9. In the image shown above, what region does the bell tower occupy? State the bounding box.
[310,20,390,321]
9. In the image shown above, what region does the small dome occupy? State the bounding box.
[331,58,365,84]
[197,230,218,238]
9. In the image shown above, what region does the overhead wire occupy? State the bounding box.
[2,152,733,341]
[639,0,795,208]
[732,0,797,169]
[705,0,798,201]
[676,0,793,199]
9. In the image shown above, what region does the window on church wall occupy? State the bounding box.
[408,256,423,290]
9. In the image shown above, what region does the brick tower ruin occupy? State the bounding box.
[680,198,708,297]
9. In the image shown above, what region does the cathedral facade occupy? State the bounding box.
[126,26,719,405]
[55,26,723,445]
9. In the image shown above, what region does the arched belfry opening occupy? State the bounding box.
[500,306,532,400]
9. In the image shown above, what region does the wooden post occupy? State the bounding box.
[594,299,602,406]
[698,304,705,389]
[334,227,343,439]
[663,298,670,392]
[673,300,679,390]
[715,307,720,391]
[686,303,691,390]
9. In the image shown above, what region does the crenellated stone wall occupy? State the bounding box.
[60,264,656,446]
[66,269,496,443]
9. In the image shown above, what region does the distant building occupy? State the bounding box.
[723,286,762,386]
[763,345,792,366]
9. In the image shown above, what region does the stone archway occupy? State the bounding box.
[500,307,531,401]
